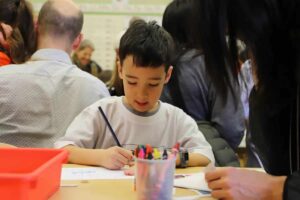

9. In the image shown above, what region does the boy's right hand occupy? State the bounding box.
[99,146,133,170]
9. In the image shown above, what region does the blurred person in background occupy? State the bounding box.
[161,0,244,150]
[0,0,109,148]
[72,39,102,77]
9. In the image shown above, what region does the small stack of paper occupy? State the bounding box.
[61,167,134,180]
[173,172,211,192]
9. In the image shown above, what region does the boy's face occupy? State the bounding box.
[118,55,172,113]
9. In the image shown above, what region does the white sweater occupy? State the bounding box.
[55,96,214,163]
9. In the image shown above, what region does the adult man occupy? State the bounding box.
[0,0,110,147]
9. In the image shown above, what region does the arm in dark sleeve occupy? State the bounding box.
[209,83,245,150]
[163,51,244,149]
[185,55,244,150]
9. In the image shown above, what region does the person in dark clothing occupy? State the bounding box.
[203,0,300,199]
[161,0,244,150]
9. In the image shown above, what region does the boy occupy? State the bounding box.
[55,20,214,170]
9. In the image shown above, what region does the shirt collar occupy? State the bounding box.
[121,97,161,117]
[30,49,72,65]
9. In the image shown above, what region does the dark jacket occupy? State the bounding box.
[161,49,245,150]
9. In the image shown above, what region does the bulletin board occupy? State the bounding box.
[31,0,172,70]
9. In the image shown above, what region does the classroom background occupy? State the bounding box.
[32,0,172,71]
[30,0,248,166]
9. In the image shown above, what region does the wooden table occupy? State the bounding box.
[49,164,215,200]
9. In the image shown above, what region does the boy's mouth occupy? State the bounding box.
[135,100,148,107]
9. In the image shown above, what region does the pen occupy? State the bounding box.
[98,106,121,147]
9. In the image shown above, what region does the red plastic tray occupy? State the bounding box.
[0,148,68,200]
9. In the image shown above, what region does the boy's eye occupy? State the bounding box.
[149,83,159,87]
[128,81,137,85]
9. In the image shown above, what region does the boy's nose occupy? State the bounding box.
[137,86,148,97]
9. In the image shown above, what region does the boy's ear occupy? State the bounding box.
[117,60,123,79]
[164,66,173,84]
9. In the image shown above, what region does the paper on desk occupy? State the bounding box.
[173,172,211,192]
[61,167,134,180]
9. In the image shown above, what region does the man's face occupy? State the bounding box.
[118,55,172,113]
[76,47,93,66]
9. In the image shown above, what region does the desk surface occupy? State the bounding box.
[50,164,215,200]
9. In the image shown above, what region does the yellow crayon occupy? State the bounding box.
[153,148,161,160]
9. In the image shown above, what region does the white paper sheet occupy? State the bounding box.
[173,172,211,192]
[61,167,134,180]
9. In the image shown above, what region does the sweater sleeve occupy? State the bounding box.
[176,109,215,164]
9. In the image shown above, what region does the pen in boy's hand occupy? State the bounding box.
[98,106,121,147]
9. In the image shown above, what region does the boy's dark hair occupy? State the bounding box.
[119,20,174,72]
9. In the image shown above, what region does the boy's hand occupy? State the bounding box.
[100,146,133,170]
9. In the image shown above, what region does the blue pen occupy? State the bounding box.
[98,106,121,147]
